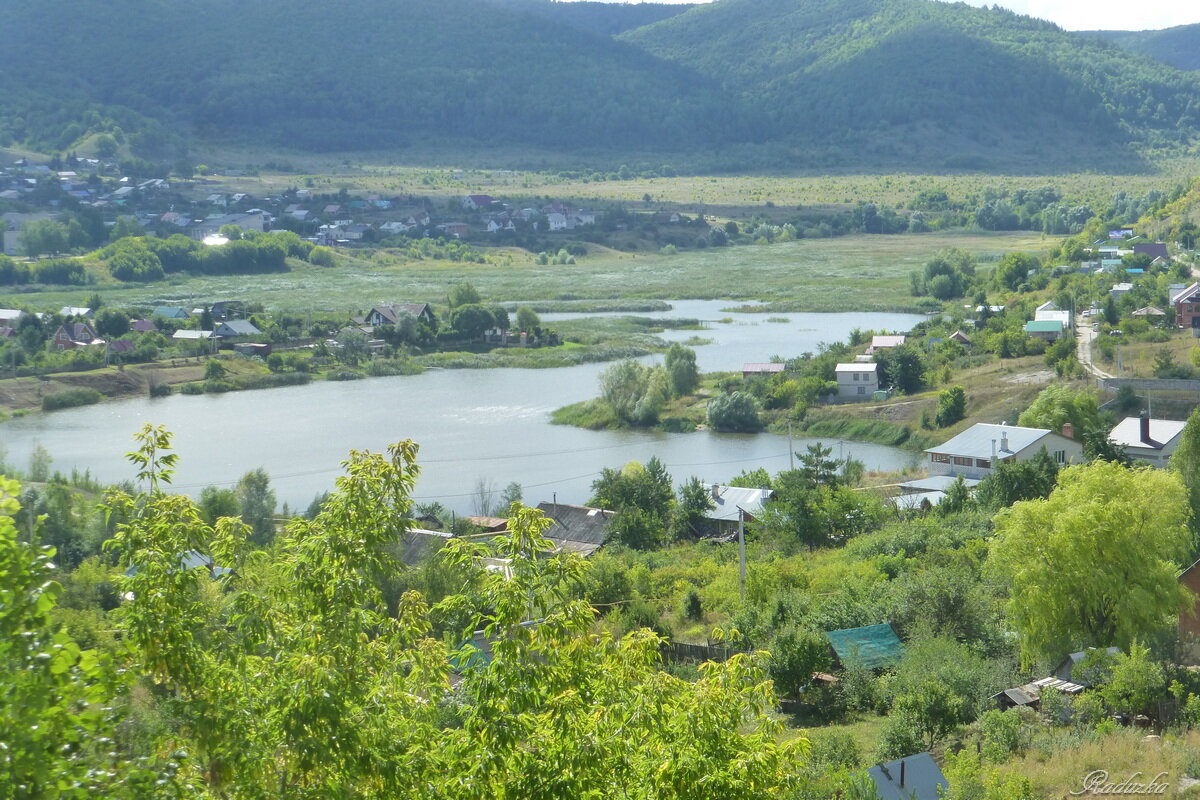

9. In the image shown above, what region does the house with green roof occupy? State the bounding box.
[1023,319,1066,341]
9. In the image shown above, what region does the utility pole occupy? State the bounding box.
[787,420,794,471]
[737,507,747,604]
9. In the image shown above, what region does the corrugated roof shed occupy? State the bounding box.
[701,484,773,523]
[1024,320,1064,333]
[825,623,902,670]
[536,502,615,556]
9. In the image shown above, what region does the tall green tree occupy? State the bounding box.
[1016,385,1102,437]
[235,468,276,546]
[1171,406,1200,545]
[987,460,1193,664]
[663,343,699,397]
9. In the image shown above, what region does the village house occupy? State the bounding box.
[59,306,93,319]
[1133,242,1168,262]
[153,306,190,320]
[1172,282,1200,330]
[865,335,905,354]
[699,483,772,536]
[544,212,570,232]
[213,319,262,338]
[462,194,494,211]
[834,362,878,401]
[924,422,1083,479]
[1108,415,1187,465]
[1110,282,1133,300]
[52,322,100,350]
[742,362,785,379]
[1023,319,1066,341]
[536,502,616,557]
[365,303,436,328]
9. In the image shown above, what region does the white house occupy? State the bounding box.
[925,423,1083,479]
[545,212,570,232]
[1110,282,1133,300]
[1108,416,1187,465]
[834,362,878,401]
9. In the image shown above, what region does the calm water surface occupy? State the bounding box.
[1,303,924,512]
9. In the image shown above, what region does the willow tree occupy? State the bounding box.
[987,460,1193,665]
[102,425,805,797]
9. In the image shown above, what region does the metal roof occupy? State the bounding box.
[925,423,1059,459]
[867,752,947,800]
[890,491,945,510]
[701,484,772,523]
[1024,320,1064,333]
[1108,417,1187,450]
[899,476,981,492]
[825,623,902,670]
[536,502,615,556]
[835,362,878,372]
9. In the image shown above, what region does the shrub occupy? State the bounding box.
[42,387,103,411]
[148,383,171,398]
[707,391,761,432]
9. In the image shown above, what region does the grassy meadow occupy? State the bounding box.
[10,230,1049,314]
[193,152,1200,216]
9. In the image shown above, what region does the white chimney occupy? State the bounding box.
[1000,432,1009,453]
[711,483,721,500]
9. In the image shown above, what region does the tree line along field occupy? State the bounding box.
[10,230,1049,315]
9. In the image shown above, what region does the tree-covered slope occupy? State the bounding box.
[621,0,1200,164]
[487,0,695,36]
[0,0,741,155]
[1086,24,1200,72]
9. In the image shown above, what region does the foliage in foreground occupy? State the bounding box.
[1,425,807,798]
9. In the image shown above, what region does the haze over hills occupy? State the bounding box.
[1087,23,1200,72]
[1,0,1198,171]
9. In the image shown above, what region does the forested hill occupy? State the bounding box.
[619,0,1200,167]
[0,0,742,155]
[2,0,1200,170]
[487,0,694,36]
[1087,24,1200,72]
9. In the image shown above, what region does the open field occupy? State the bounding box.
[6,231,1049,314]
[192,151,1200,213]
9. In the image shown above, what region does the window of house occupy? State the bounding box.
[1054,450,1066,465]
[852,373,859,381]
[931,453,950,463]
[952,456,972,466]
[857,386,865,395]
[975,458,990,468]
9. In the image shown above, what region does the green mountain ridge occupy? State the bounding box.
[0,0,743,157]
[620,0,1200,167]
[1086,24,1200,71]
[1,0,1198,170]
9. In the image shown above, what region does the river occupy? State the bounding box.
[1,303,925,513]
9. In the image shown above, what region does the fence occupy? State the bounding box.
[659,641,748,665]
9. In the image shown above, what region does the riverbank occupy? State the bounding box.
[551,354,1061,453]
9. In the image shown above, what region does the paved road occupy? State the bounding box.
[1075,317,1116,380]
